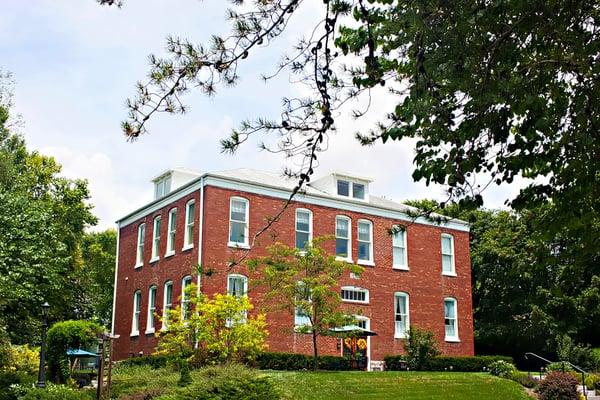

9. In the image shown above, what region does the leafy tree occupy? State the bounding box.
[247,238,362,369]
[156,286,267,368]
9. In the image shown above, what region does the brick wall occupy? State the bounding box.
[113,184,474,361]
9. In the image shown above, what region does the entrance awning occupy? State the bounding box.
[328,325,378,337]
[66,349,99,358]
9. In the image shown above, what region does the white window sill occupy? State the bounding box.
[164,251,175,258]
[144,329,155,335]
[130,332,139,338]
[393,265,409,271]
[445,337,461,343]
[342,299,369,305]
[394,334,408,340]
[357,260,375,267]
[134,263,143,269]
[182,244,193,251]
[442,271,457,277]
[149,257,160,263]
[228,242,250,250]
[336,256,353,263]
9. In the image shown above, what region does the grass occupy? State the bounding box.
[268,371,531,400]
[110,366,532,400]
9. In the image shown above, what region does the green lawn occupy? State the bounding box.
[268,371,531,400]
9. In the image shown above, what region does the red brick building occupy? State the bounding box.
[111,168,474,369]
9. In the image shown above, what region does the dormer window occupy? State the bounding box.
[336,179,366,200]
[154,175,172,199]
[337,180,350,196]
[352,183,365,199]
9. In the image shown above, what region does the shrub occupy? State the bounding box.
[383,355,513,371]
[546,362,574,373]
[161,364,281,400]
[119,354,171,369]
[5,345,39,375]
[583,373,600,390]
[11,383,93,400]
[536,371,579,400]
[256,352,351,371]
[402,327,440,370]
[556,335,596,370]
[489,360,517,378]
[47,320,103,384]
[510,371,539,388]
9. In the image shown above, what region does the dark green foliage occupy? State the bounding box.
[119,354,172,369]
[546,362,574,373]
[536,372,579,400]
[488,360,517,378]
[256,352,351,371]
[12,384,93,400]
[177,359,192,387]
[0,371,36,400]
[402,327,440,370]
[556,335,598,370]
[510,372,539,389]
[46,320,103,383]
[384,355,513,372]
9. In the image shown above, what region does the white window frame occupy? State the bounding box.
[336,178,368,201]
[181,275,193,320]
[146,285,157,334]
[394,292,410,339]
[295,208,313,251]
[341,286,369,304]
[161,280,173,331]
[227,274,248,297]
[131,290,141,336]
[357,219,374,266]
[183,200,195,250]
[294,282,312,328]
[228,197,249,248]
[135,223,145,268]
[335,215,352,261]
[392,226,408,270]
[444,297,460,342]
[441,233,456,276]
[150,216,161,262]
[165,208,177,257]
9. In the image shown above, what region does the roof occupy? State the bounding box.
[116,167,469,229]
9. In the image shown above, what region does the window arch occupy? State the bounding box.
[394,292,410,338]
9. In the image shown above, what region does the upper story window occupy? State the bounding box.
[444,297,459,341]
[295,209,312,251]
[441,234,455,275]
[166,208,177,256]
[151,216,161,261]
[162,280,173,330]
[181,276,193,320]
[131,290,141,336]
[146,285,157,333]
[135,223,145,267]
[336,179,366,200]
[335,216,351,260]
[341,286,369,304]
[154,175,172,200]
[184,200,195,249]
[392,226,408,269]
[294,282,312,328]
[394,292,409,339]
[357,220,373,264]
[229,197,249,247]
[227,274,248,298]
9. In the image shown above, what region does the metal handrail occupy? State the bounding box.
[524,352,590,398]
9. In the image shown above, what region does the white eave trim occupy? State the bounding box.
[117,173,470,232]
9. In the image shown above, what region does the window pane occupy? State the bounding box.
[441,236,452,254]
[187,203,195,223]
[231,200,247,221]
[445,300,455,318]
[336,218,349,237]
[337,180,349,196]
[353,183,365,199]
[296,232,309,249]
[230,221,246,243]
[393,247,405,266]
[358,222,371,241]
[155,218,161,236]
[336,238,348,257]
[169,212,177,230]
[445,321,456,337]
[165,284,172,305]
[393,230,404,247]
[358,242,370,260]
[442,255,453,272]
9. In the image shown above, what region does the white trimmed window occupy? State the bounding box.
[335,216,351,260]
[135,223,145,267]
[441,234,455,275]
[161,281,173,330]
[166,208,177,256]
[227,274,248,325]
[295,209,312,251]
[146,285,157,333]
[229,197,249,247]
[336,179,366,200]
[341,286,369,304]
[131,290,141,336]
[151,216,161,261]
[294,282,312,328]
[183,200,195,249]
[392,226,408,269]
[181,276,193,320]
[357,220,373,264]
[394,292,409,338]
[444,297,459,341]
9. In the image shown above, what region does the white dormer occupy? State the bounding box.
[309,171,373,201]
[152,168,201,200]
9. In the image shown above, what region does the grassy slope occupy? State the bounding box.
[268,371,531,400]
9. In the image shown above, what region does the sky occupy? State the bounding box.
[0,1,522,230]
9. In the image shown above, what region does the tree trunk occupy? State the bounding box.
[312,331,318,370]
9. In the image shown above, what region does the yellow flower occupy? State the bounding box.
[357,338,367,350]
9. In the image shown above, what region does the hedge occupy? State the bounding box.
[118,354,172,369]
[256,352,352,371]
[384,355,513,371]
